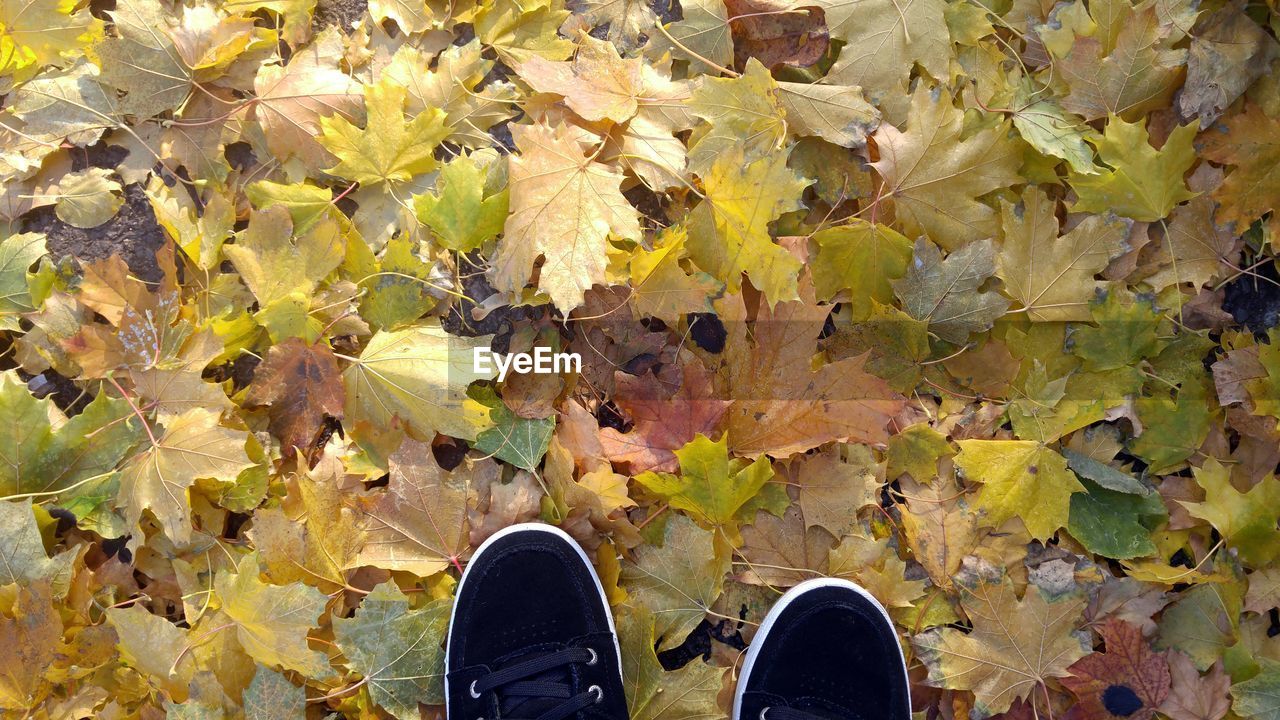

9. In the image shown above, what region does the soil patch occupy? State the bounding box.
[314,0,368,30]
[26,184,168,284]
[1223,259,1280,334]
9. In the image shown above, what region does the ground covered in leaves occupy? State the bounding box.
[1,0,1280,716]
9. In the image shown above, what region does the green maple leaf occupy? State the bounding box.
[334,582,450,717]
[0,233,47,331]
[244,666,306,720]
[812,220,912,318]
[1072,290,1161,372]
[1130,375,1212,475]
[620,514,730,650]
[634,433,778,543]
[1231,660,1280,720]
[471,384,555,471]
[1155,582,1242,669]
[1067,478,1164,560]
[617,604,726,720]
[893,238,1009,344]
[413,152,509,252]
[0,370,139,498]
[1069,116,1198,221]
[320,79,450,185]
[346,235,439,331]
[1181,458,1280,566]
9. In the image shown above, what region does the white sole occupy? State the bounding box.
[731,578,911,720]
[444,522,624,716]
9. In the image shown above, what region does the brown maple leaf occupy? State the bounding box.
[64,246,182,377]
[246,338,344,459]
[353,438,474,576]
[724,0,828,70]
[714,282,904,456]
[1201,103,1280,238]
[599,359,728,473]
[1063,619,1171,720]
[1157,652,1230,720]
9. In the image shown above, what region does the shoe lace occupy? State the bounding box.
[469,647,603,720]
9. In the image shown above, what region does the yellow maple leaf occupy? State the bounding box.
[914,562,1089,716]
[341,323,497,441]
[492,122,641,312]
[320,79,450,186]
[118,408,255,544]
[251,28,363,172]
[215,554,333,678]
[1068,116,1198,221]
[687,146,806,303]
[954,439,1084,539]
[870,85,1022,249]
[996,187,1130,321]
[517,34,687,124]
[0,0,101,82]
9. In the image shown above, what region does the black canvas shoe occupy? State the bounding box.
[733,579,911,720]
[446,523,627,720]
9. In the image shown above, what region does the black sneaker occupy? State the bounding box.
[733,579,911,720]
[446,523,627,720]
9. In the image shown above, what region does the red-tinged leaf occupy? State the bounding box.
[1063,619,1171,720]
[599,360,728,473]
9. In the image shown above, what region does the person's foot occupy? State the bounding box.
[733,579,911,720]
[446,523,627,720]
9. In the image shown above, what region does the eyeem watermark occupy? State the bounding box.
[474,347,581,381]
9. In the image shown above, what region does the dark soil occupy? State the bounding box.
[488,122,517,153]
[442,253,533,354]
[224,142,257,173]
[17,368,94,415]
[1222,259,1280,334]
[596,400,631,431]
[314,0,368,31]
[687,312,726,353]
[625,184,669,230]
[657,618,746,671]
[655,0,682,24]
[26,144,169,284]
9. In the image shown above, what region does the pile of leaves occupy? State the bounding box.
[2,0,1280,714]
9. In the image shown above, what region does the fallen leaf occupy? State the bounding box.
[118,407,255,544]
[491,121,641,312]
[954,439,1083,539]
[1062,619,1171,720]
[914,561,1089,717]
[246,338,344,457]
[333,583,449,717]
[599,360,728,473]
[870,85,1021,248]
[716,285,904,456]
[894,237,1010,344]
[1158,652,1231,720]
